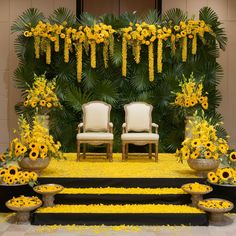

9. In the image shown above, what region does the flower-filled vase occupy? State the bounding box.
[18,156,50,175]
[187,158,220,178]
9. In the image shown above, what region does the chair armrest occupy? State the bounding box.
[109,122,113,133]
[152,123,159,134]
[77,123,83,133]
[122,123,127,133]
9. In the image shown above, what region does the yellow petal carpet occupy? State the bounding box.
[41,153,197,178]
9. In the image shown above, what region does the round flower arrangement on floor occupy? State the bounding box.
[0,166,37,186]
[182,182,212,193]
[208,167,236,185]
[198,199,233,210]
[34,184,63,193]
[7,195,41,208]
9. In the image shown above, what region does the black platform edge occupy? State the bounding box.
[38,177,205,188]
[32,212,208,226]
[55,194,191,205]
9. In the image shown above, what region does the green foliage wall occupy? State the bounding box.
[12,7,227,152]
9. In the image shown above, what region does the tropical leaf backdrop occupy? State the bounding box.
[11,7,227,152]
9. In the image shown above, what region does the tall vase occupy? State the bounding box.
[36,115,49,133]
[185,116,194,139]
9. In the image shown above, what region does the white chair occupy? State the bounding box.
[76,101,113,161]
[121,102,159,161]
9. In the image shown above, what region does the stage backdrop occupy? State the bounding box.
[11,7,227,152]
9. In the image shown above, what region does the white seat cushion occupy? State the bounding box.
[121,133,159,141]
[77,133,113,141]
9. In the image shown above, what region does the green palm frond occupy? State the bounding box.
[199,7,227,50]
[48,7,77,26]
[64,86,93,113]
[79,12,97,26]
[162,8,187,25]
[143,10,161,25]
[11,8,44,32]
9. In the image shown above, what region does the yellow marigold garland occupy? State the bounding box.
[122,36,127,77]
[34,36,40,59]
[46,40,51,64]
[90,41,96,68]
[157,38,163,73]
[192,33,197,55]
[76,43,83,82]
[148,43,154,81]
[182,36,187,62]
[54,34,60,52]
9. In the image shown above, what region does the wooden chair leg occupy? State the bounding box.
[77,141,81,161]
[106,143,109,159]
[122,142,125,161]
[125,143,128,160]
[109,142,113,162]
[83,143,87,159]
[155,141,158,162]
[149,144,152,159]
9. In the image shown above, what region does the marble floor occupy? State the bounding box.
[0,213,236,236]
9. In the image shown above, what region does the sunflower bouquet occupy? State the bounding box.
[208,167,236,185]
[176,112,229,163]
[172,73,208,116]
[0,166,37,186]
[23,74,61,115]
[7,115,63,162]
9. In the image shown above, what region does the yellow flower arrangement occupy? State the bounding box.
[208,167,236,185]
[24,21,115,82]
[176,112,229,162]
[34,184,63,193]
[23,74,61,114]
[7,195,42,208]
[0,165,37,186]
[182,182,212,193]
[7,115,63,161]
[173,73,208,114]
[198,199,232,209]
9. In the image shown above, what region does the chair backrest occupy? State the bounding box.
[82,101,111,132]
[124,102,153,132]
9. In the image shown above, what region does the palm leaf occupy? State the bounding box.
[11,8,44,32]
[162,8,187,25]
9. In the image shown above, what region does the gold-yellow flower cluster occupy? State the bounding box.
[174,73,208,110]
[121,20,213,81]
[176,113,229,162]
[198,199,232,209]
[34,184,63,193]
[7,195,42,207]
[0,166,37,185]
[24,21,115,82]
[9,115,63,161]
[208,167,236,185]
[182,182,212,193]
[23,74,61,113]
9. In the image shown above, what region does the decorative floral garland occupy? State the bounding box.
[24,22,115,82]
[24,20,213,82]
[121,20,213,81]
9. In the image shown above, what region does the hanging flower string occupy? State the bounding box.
[24,20,213,82]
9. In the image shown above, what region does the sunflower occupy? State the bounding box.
[19,178,26,185]
[19,146,27,154]
[190,149,200,159]
[29,171,38,181]
[39,100,46,106]
[218,144,228,154]
[229,152,236,162]
[0,154,6,162]
[207,172,215,179]
[29,142,38,150]
[204,151,212,159]
[201,102,208,109]
[219,168,233,181]
[40,144,48,153]
[7,166,19,176]
[0,168,7,177]
[191,139,200,148]
[29,150,39,160]
[209,174,219,184]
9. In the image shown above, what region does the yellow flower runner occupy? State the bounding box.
[36,204,204,214]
